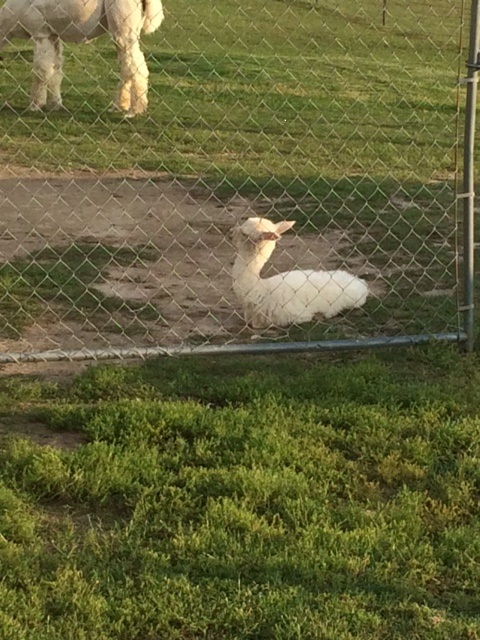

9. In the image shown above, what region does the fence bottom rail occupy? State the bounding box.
[0,332,467,364]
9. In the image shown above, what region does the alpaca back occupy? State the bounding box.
[254,269,368,325]
[142,0,164,33]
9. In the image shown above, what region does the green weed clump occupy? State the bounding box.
[0,244,163,338]
[1,346,480,638]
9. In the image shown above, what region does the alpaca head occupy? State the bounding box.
[232,217,296,263]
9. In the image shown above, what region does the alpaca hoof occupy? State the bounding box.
[125,100,148,118]
[28,103,45,112]
[110,103,129,113]
[125,108,147,118]
[48,102,65,111]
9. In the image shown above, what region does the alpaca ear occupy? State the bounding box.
[274,220,296,235]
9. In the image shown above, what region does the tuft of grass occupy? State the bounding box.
[2,347,480,637]
[0,243,163,337]
[0,344,480,640]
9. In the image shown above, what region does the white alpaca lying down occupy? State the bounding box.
[232,217,369,329]
[0,0,164,116]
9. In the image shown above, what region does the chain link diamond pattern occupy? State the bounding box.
[0,0,466,359]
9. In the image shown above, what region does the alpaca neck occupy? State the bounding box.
[232,254,264,283]
[232,252,271,300]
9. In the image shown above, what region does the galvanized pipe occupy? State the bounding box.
[0,332,465,364]
[462,0,480,351]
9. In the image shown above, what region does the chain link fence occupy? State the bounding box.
[0,0,471,362]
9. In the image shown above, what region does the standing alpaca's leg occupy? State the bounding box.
[111,43,132,113]
[30,38,57,110]
[112,74,132,112]
[106,0,148,117]
[31,36,65,111]
[47,36,64,110]
[117,40,149,117]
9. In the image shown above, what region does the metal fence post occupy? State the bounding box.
[463,0,480,351]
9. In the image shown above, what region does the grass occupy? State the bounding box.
[0,0,463,184]
[0,243,163,338]
[2,345,480,638]
[0,0,468,339]
[0,4,478,636]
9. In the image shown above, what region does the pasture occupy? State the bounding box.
[1,1,480,637]
[2,346,480,638]
[0,0,466,347]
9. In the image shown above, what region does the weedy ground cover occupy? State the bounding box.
[1,345,480,638]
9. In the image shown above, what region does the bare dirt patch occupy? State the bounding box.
[0,415,86,449]
[0,169,379,375]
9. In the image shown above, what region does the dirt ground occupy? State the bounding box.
[0,167,378,376]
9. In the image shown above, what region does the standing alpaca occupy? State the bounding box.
[232,217,369,329]
[0,0,164,116]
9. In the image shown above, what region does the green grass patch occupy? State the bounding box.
[0,243,163,337]
[0,0,463,188]
[1,346,480,637]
